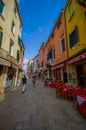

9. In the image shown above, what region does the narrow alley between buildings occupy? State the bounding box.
[0,78,86,130]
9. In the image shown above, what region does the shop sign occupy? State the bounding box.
[66,52,86,65]
[51,63,65,70]
[0,58,10,66]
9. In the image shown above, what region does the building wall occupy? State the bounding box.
[53,11,68,65]
[0,0,23,93]
[43,44,47,71]
[0,0,22,58]
[65,0,86,57]
[38,47,43,68]
[26,60,33,78]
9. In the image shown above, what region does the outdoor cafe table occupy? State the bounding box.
[48,81,57,87]
[63,85,80,100]
[76,93,86,118]
[63,84,73,99]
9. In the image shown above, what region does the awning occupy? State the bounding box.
[66,52,86,65]
[51,63,65,70]
[0,58,11,67]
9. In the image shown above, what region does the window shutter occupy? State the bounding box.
[0,31,3,48]
[14,7,16,13]
[69,34,73,48]
[75,26,79,43]
[18,36,20,45]
[61,38,65,52]
[17,52,20,62]
[0,1,4,14]
[53,49,55,58]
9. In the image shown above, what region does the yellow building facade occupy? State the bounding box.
[0,0,23,94]
[65,0,86,87]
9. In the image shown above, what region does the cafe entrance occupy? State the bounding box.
[76,63,86,88]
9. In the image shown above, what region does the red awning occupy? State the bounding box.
[66,52,86,65]
[51,63,65,70]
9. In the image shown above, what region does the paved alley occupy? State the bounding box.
[0,79,86,130]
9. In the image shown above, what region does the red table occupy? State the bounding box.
[48,81,57,87]
[76,93,86,118]
[63,85,80,100]
[63,85,73,99]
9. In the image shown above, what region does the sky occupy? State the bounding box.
[17,0,66,70]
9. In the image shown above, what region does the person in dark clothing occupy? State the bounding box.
[32,75,36,87]
[22,75,27,93]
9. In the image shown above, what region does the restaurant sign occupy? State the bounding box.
[66,52,86,65]
[51,63,65,70]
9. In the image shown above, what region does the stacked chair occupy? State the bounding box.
[56,80,64,97]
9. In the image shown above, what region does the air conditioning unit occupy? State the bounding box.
[47,59,53,65]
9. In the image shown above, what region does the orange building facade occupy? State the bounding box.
[42,10,68,82]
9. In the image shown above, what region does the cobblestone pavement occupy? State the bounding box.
[0,79,86,130]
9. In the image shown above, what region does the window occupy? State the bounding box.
[20,45,22,51]
[18,35,22,51]
[0,30,3,48]
[76,0,86,7]
[52,33,54,38]
[61,38,65,52]
[0,0,4,15]
[52,49,55,59]
[11,21,15,34]
[68,0,74,18]
[14,6,17,16]
[47,48,55,61]
[23,50,24,55]
[9,40,14,56]
[48,39,50,44]
[18,35,21,45]
[17,51,20,62]
[84,11,86,19]
[56,20,61,29]
[69,26,79,48]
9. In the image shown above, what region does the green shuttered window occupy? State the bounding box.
[0,1,4,14]
[17,51,20,62]
[69,26,79,48]
[0,31,3,48]
[68,0,73,18]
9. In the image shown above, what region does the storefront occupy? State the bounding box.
[51,63,67,82]
[5,63,18,88]
[66,52,86,88]
[0,58,10,93]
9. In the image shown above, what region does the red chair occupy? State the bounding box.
[83,88,86,95]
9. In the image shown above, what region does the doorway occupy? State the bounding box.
[76,64,84,88]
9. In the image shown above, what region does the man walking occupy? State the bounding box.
[22,75,27,93]
[32,75,36,87]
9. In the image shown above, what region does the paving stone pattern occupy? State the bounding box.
[0,79,86,130]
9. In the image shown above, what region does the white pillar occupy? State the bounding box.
[15,68,18,86]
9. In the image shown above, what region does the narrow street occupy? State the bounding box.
[0,79,86,130]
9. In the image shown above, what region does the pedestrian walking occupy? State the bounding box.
[32,75,36,87]
[22,75,27,93]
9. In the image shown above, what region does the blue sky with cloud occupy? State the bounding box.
[17,0,66,70]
